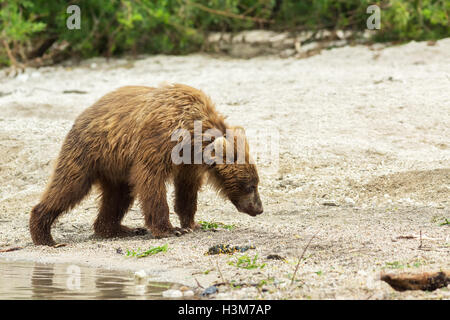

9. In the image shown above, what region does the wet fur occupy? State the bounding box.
[30,84,261,245]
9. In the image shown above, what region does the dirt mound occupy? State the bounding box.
[362,168,450,202]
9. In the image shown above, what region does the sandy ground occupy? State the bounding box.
[0,39,449,300]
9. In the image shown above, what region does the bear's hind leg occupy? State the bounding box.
[30,170,93,246]
[93,180,147,238]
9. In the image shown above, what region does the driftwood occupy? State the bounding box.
[381,270,450,291]
[0,247,23,253]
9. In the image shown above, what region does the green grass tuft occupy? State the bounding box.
[126,244,168,258]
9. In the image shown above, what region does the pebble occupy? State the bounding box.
[344,197,355,206]
[17,74,29,82]
[134,270,147,280]
[201,285,218,296]
[267,254,285,260]
[322,201,338,206]
[183,290,195,297]
[162,289,183,298]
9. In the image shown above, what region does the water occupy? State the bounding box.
[0,259,179,299]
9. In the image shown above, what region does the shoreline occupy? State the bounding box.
[1,39,449,299]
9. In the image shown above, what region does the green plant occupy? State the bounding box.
[203,269,212,275]
[0,0,46,66]
[228,254,266,270]
[126,244,168,258]
[378,0,450,41]
[384,261,404,269]
[199,220,235,230]
[439,218,450,226]
[1,1,448,67]
[257,276,275,287]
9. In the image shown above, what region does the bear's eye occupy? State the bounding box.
[244,185,256,193]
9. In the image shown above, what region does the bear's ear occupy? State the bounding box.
[204,136,227,166]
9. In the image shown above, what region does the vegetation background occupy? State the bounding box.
[0,0,449,67]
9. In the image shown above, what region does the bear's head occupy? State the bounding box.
[206,127,263,216]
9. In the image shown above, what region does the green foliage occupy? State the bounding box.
[228,254,266,270]
[383,259,427,269]
[377,0,450,41]
[0,0,449,66]
[439,218,450,226]
[199,220,235,230]
[126,244,168,258]
[384,261,405,269]
[0,0,46,41]
[274,0,372,30]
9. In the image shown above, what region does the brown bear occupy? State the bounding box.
[30,83,263,246]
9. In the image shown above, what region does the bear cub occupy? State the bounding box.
[30,83,263,246]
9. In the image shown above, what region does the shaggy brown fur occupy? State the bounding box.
[30,84,263,246]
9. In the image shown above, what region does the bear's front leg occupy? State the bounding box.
[174,168,202,231]
[133,162,186,237]
[141,191,182,238]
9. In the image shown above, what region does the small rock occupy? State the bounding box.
[344,197,355,206]
[229,43,263,59]
[162,289,183,298]
[299,42,321,52]
[201,285,218,296]
[322,201,338,207]
[17,74,29,82]
[183,290,195,297]
[208,32,222,43]
[134,270,147,280]
[267,254,285,260]
[243,30,277,44]
[280,48,296,58]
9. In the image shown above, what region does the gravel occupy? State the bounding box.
[0,38,449,299]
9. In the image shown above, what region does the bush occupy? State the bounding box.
[0,0,448,67]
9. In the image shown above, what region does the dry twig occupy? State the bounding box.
[0,246,23,253]
[291,231,320,285]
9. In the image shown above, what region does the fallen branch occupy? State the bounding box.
[0,246,23,253]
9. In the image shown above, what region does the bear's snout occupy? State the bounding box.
[234,191,263,216]
[245,204,263,216]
